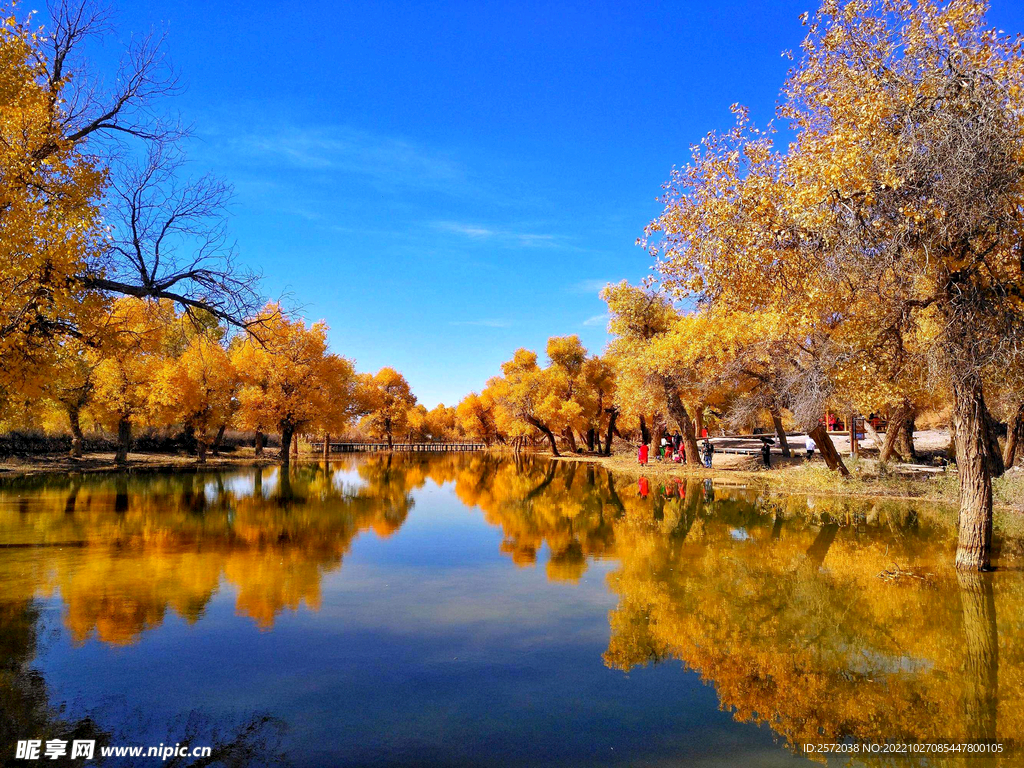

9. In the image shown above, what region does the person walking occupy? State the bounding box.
[701,438,714,468]
[761,441,772,469]
[805,434,816,459]
[638,443,649,466]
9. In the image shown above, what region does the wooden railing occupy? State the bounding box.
[309,442,486,453]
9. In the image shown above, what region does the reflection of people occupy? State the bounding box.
[638,476,649,498]
[638,443,649,465]
[805,434,816,459]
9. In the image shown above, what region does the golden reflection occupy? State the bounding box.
[2,454,1023,764]
[0,456,425,642]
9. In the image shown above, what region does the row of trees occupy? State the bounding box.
[463,0,1024,573]
[636,0,1024,573]
[1,297,445,467]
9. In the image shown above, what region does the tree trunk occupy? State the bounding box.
[528,417,560,457]
[293,432,300,458]
[67,405,84,458]
[323,432,330,462]
[638,414,650,446]
[808,424,849,477]
[952,375,994,571]
[603,408,618,457]
[114,417,131,466]
[1003,402,1024,468]
[848,412,859,458]
[563,428,578,454]
[280,424,294,468]
[895,414,918,462]
[694,407,704,440]
[663,382,700,463]
[586,428,596,452]
[211,423,227,455]
[879,401,912,463]
[196,436,208,464]
[983,404,1005,479]
[255,430,265,457]
[769,405,791,457]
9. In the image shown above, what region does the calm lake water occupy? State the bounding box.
[1,453,1022,766]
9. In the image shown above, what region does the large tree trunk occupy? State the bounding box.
[952,376,994,571]
[879,401,912,463]
[603,408,618,457]
[895,413,917,462]
[983,405,1005,479]
[67,404,84,458]
[280,424,294,468]
[323,432,330,462]
[114,417,131,466]
[528,417,560,457]
[1003,402,1024,468]
[563,428,578,454]
[808,424,849,476]
[586,428,596,452]
[211,423,227,456]
[694,407,704,440]
[196,435,208,465]
[255,430,265,457]
[663,381,700,463]
[638,414,650,446]
[769,405,791,457]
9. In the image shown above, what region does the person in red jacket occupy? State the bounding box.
[638,443,649,465]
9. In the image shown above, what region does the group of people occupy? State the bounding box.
[637,431,819,471]
[637,433,715,469]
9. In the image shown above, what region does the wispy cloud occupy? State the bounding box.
[221,125,471,195]
[572,278,614,295]
[433,221,560,248]
[448,319,512,328]
[582,314,609,327]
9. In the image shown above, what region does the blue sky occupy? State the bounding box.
[83,0,1024,407]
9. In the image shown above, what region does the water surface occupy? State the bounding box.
[1,454,1021,766]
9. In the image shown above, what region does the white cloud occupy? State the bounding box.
[582,314,609,327]
[572,278,614,295]
[224,125,470,195]
[432,221,560,248]
[448,319,512,328]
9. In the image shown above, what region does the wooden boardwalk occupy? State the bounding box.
[310,441,486,453]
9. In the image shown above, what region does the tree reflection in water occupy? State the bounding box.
[1,454,1022,764]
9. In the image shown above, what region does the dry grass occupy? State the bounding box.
[555,448,1024,515]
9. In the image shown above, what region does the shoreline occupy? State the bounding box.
[3,446,1022,518]
[0,450,280,479]
[547,450,1024,517]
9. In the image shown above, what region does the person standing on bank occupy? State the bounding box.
[701,439,714,468]
[761,440,772,468]
[805,434,816,459]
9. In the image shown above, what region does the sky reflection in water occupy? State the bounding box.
[0,453,1021,766]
